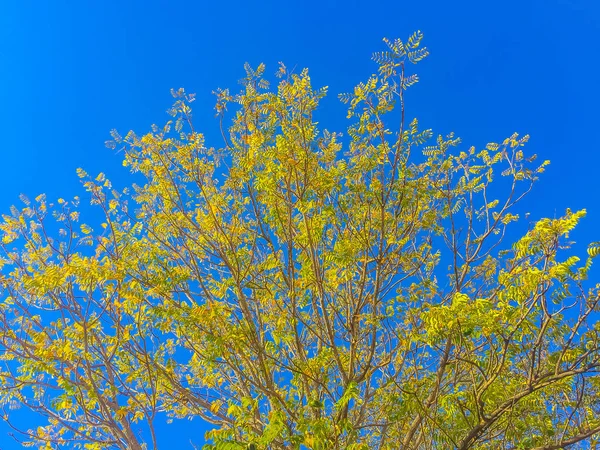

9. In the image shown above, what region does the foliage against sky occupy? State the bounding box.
[0,30,599,449]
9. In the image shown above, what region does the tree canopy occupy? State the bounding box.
[0,33,599,449]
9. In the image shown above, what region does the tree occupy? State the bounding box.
[0,32,599,450]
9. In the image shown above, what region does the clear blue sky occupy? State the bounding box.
[0,0,599,448]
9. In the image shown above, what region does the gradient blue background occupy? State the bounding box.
[0,0,599,448]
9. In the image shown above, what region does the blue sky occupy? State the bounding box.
[0,0,599,448]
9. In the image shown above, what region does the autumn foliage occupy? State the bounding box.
[0,33,599,449]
